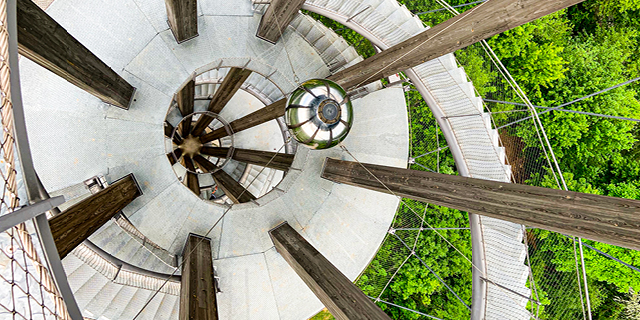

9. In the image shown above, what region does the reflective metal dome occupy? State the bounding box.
[285,79,353,149]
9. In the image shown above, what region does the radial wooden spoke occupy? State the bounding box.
[167,148,184,166]
[165,0,198,44]
[256,0,306,43]
[178,80,195,137]
[321,158,640,251]
[211,170,256,204]
[17,0,135,109]
[200,98,286,143]
[49,174,142,258]
[327,0,586,89]
[201,147,294,171]
[165,121,183,145]
[192,154,218,173]
[191,68,253,136]
[183,156,200,195]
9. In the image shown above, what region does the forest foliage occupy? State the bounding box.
[310,0,640,318]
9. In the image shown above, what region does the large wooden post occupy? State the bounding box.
[16,0,135,109]
[200,98,286,143]
[200,147,294,171]
[270,222,392,320]
[48,174,142,259]
[180,234,218,320]
[256,0,306,43]
[165,0,199,44]
[321,158,640,251]
[328,0,586,90]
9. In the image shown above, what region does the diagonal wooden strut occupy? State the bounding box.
[17,0,135,109]
[49,174,142,259]
[328,0,587,90]
[191,68,253,137]
[256,0,306,43]
[200,98,286,143]
[178,80,195,137]
[192,155,256,204]
[183,156,200,195]
[179,234,218,320]
[321,158,640,251]
[270,222,392,320]
[200,147,294,171]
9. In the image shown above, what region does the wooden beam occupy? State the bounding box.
[270,222,392,320]
[178,80,195,137]
[192,154,218,173]
[328,0,586,90]
[191,68,252,136]
[165,121,183,145]
[200,98,286,143]
[165,0,198,44]
[180,234,218,320]
[49,174,142,259]
[167,149,184,166]
[256,0,306,43]
[201,147,294,171]
[211,169,256,204]
[16,0,135,109]
[183,157,200,195]
[321,158,640,251]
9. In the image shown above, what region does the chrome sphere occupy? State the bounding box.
[285,79,353,149]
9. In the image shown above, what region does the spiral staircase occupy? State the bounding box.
[16,0,530,319]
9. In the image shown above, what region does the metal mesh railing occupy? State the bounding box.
[0,0,70,318]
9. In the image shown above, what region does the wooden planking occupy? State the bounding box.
[165,0,198,44]
[17,0,135,109]
[328,0,586,90]
[270,222,392,320]
[256,0,306,43]
[200,98,286,143]
[183,156,200,195]
[201,147,294,171]
[191,68,253,136]
[180,234,218,320]
[49,174,142,259]
[177,80,195,137]
[211,169,256,204]
[321,158,640,251]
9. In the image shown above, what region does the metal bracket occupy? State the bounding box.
[0,196,65,234]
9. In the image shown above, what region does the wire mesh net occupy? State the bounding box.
[0,0,70,318]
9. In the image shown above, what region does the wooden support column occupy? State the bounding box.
[256,0,306,43]
[200,98,286,143]
[177,80,195,137]
[201,147,294,171]
[17,0,135,109]
[183,157,200,195]
[321,158,640,251]
[165,0,198,44]
[191,67,252,136]
[180,234,218,320]
[270,222,392,320]
[328,0,586,90]
[49,174,142,259]
[192,155,256,204]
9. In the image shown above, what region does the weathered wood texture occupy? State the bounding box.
[270,222,392,320]
[201,147,294,171]
[167,149,183,166]
[180,234,218,320]
[200,98,286,143]
[165,121,183,145]
[321,158,640,251]
[192,154,218,173]
[328,0,586,90]
[211,169,256,204]
[17,0,135,109]
[49,174,141,258]
[256,0,306,43]
[178,80,195,137]
[191,68,252,136]
[165,0,198,43]
[183,157,200,195]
